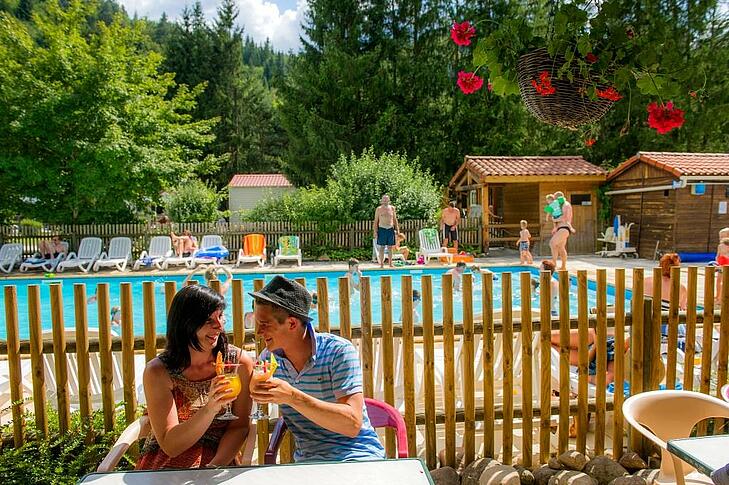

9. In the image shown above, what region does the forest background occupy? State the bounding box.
[0,0,727,224]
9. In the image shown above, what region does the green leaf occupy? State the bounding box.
[577,36,591,56]
[491,75,519,97]
[635,73,665,96]
[554,12,567,37]
[472,41,488,67]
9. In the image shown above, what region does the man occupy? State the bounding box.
[249,276,386,462]
[440,201,461,252]
[373,194,400,268]
[549,191,575,271]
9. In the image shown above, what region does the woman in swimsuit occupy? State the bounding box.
[548,191,574,271]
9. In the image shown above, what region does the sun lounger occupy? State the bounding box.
[57,237,103,273]
[371,238,405,264]
[0,243,23,273]
[273,235,301,267]
[133,236,172,270]
[416,228,453,264]
[191,235,230,267]
[92,237,132,272]
[236,234,267,267]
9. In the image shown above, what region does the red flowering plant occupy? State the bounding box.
[450,0,692,132]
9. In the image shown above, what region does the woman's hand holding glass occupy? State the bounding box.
[205,375,238,416]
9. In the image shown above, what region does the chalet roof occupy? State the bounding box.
[228,174,293,188]
[449,155,606,186]
[608,152,729,180]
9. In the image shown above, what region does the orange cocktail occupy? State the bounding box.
[250,354,278,420]
[224,372,242,398]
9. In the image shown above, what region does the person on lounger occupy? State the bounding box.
[38,236,66,260]
[171,230,197,257]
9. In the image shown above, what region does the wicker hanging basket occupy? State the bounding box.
[517,48,614,130]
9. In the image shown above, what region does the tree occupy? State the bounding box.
[0,0,221,223]
[162,180,221,222]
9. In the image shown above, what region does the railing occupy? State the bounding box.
[0,219,484,259]
[1,266,727,468]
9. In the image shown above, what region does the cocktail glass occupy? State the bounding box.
[249,361,270,421]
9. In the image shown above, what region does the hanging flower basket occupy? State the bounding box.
[516,48,615,130]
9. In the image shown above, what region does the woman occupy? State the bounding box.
[138,285,253,469]
[644,252,688,311]
[171,230,198,257]
[184,264,233,295]
[394,232,410,260]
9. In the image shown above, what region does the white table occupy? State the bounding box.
[79,459,434,484]
[668,435,729,477]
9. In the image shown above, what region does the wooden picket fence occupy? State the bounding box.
[1,267,727,468]
[0,219,484,259]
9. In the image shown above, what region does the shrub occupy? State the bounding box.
[242,148,442,224]
[162,180,222,223]
[0,406,133,484]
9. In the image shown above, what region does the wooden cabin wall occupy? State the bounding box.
[675,185,729,253]
[502,183,539,226]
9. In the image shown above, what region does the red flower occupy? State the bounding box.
[585,52,598,64]
[647,101,685,134]
[596,86,622,102]
[585,138,596,147]
[626,28,635,39]
[457,71,484,94]
[450,21,476,46]
[531,71,556,96]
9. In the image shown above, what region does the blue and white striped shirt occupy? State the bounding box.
[264,328,386,462]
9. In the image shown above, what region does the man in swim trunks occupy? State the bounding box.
[549,191,574,271]
[373,195,400,268]
[440,201,461,252]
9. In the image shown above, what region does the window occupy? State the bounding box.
[691,184,706,196]
[570,194,592,206]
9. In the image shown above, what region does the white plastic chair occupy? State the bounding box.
[133,236,172,270]
[371,238,405,264]
[57,237,102,273]
[92,237,132,272]
[416,228,453,264]
[236,234,267,267]
[623,390,729,485]
[0,243,23,273]
[273,235,301,267]
[20,242,69,272]
[191,235,229,267]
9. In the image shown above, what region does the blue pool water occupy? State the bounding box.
[0,267,627,339]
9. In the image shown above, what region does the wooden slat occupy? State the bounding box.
[401,275,417,458]
[462,273,476,465]
[539,270,551,464]
[120,283,137,425]
[143,282,157,363]
[50,284,70,434]
[442,273,456,467]
[613,268,625,460]
[316,277,330,333]
[422,275,437,469]
[666,267,681,389]
[28,285,48,437]
[164,281,177,314]
[698,267,715,436]
[650,268,663,391]
[501,272,514,464]
[210,279,221,294]
[629,268,644,452]
[576,271,589,454]
[338,277,352,341]
[73,284,92,431]
[519,272,533,468]
[232,279,244,348]
[4,286,24,446]
[594,269,607,455]
[381,276,396,457]
[360,277,374,398]
[97,283,115,432]
[557,270,570,454]
[683,267,699,391]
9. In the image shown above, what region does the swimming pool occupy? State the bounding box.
[0,266,627,339]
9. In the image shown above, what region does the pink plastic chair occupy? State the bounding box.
[264,398,408,464]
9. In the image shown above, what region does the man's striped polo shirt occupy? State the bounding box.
[265,327,386,462]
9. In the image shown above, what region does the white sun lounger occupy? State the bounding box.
[133,236,172,270]
[191,235,229,267]
[92,237,132,272]
[416,228,453,264]
[0,243,23,273]
[57,237,103,273]
[371,238,405,264]
[19,242,69,272]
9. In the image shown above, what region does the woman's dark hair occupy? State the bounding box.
[540,260,556,274]
[160,285,227,370]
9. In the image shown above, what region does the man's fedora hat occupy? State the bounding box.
[249,275,312,323]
